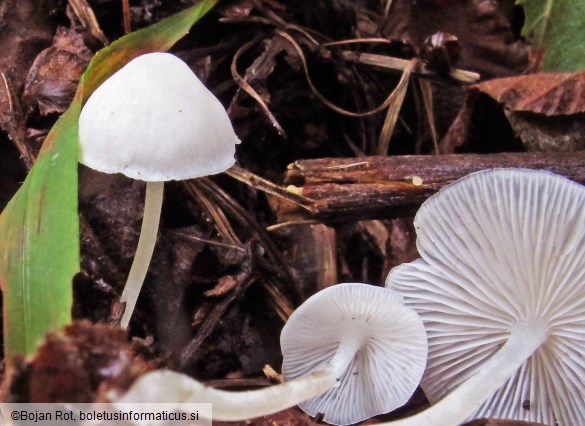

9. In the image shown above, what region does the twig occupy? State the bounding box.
[225,165,317,213]
[277,152,585,221]
[341,51,480,84]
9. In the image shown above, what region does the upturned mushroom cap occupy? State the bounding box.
[386,168,585,425]
[78,52,240,181]
[281,283,428,425]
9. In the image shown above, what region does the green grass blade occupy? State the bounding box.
[0,0,219,358]
[0,104,81,357]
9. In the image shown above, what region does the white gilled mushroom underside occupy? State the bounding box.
[118,283,428,425]
[385,168,585,426]
[281,283,428,425]
[78,52,240,328]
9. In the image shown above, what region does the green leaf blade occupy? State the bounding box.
[0,104,81,357]
[519,0,585,71]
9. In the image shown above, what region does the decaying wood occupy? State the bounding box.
[277,151,585,222]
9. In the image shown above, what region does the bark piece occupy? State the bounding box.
[279,152,585,221]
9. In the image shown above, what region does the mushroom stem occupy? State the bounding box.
[119,181,164,328]
[380,323,548,426]
[120,339,361,421]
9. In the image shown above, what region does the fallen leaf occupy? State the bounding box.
[440,71,585,152]
[23,27,93,116]
[473,71,585,116]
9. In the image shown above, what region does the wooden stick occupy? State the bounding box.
[277,152,585,221]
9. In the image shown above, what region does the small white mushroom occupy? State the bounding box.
[117,283,428,424]
[282,282,428,425]
[78,52,240,328]
[384,168,585,426]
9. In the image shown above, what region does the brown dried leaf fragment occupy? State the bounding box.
[442,71,585,152]
[23,27,93,116]
[6,321,153,403]
[219,0,254,20]
[505,112,585,152]
[473,71,585,116]
[422,32,461,75]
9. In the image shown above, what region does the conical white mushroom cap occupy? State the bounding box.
[78,52,240,181]
[386,168,585,425]
[281,283,428,425]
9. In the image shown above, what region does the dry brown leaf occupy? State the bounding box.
[440,71,585,153]
[473,71,585,116]
[23,27,93,115]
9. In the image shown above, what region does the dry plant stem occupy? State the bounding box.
[378,325,547,425]
[276,30,415,119]
[68,0,108,45]
[119,181,164,328]
[341,51,480,84]
[377,59,417,155]
[182,338,361,420]
[230,38,286,136]
[122,0,131,33]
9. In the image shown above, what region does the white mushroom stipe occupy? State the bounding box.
[119,181,163,328]
[116,369,336,422]
[384,168,585,426]
[78,52,239,328]
[118,283,428,424]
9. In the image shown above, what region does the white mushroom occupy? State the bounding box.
[117,283,428,424]
[282,282,428,425]
[384,168,585,426]
[78,52,240,328]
